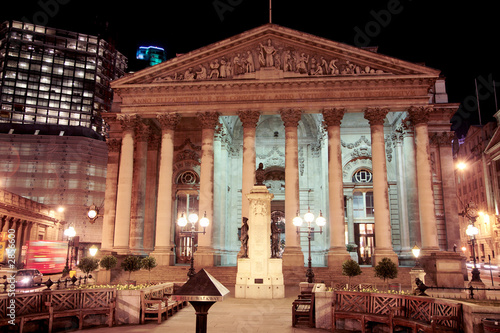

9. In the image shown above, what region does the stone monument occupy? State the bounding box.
[235,182,285,299]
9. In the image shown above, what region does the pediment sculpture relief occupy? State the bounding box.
[154,38,388,82]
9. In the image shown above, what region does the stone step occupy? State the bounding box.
[110,264,414,289]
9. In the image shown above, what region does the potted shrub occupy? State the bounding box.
[342,259,362,289]
[97,255,117,284]
[374,257,398,291]
[141,256,158,283]
[77,257,100,279]
[121,256,142,285]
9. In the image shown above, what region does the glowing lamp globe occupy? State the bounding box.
[177,213,188,227]
[315,211,326,227]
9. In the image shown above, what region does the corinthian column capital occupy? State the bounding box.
[279,108,302,127]
[237,110,261,128]
[117,113,139,132]
[157,113,180,130]
[197,111,220,129]
[322,108,346,127]
[364,107,389,126]
[407,106,433,124]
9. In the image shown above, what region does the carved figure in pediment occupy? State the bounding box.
[284,50,294,72]
[184,67,195,80]
[209,59,220,79]
[329,59,339,74]
[220,58,227,78]
[196,65,207,80]
[244,51,255,73]
[233,53,244,75]
[296,52,309,74]
[320,57,328,74]
[259,39,277,67]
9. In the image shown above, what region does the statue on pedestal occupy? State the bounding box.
[271,220,281,258]
[255,163,265,185]
[238,217,249,258]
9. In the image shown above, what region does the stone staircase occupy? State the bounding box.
[110,264,414,290]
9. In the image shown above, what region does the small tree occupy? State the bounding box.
[374,257,398,290]
[141,256,158,283]
[99,255,117,270]
[121,256,142,282]
[77,257,100,278]
[342,259,362,288]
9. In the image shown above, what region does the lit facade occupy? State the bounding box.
[456,113,500,265]
[103,25,464,286]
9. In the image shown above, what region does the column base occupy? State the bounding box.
[194,247,215,268]
[372,248,399,267]
[281,246,304,267]
[113,246,131,256]
[150,250,174,266]
[327,248,351,268]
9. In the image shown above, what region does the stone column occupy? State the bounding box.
[393,127,411,256]
[279,108,304,267]
[129,120,149,255]
[407,106,440,252]
[345,191,356,246]
[238,110,261,221]
[322,108,350,267]
[152,113,180,266]
[194,111,220,268]
[143,133,160,252]
[364,108,398,265]
[113,114,138,254]
[101,138,121,251]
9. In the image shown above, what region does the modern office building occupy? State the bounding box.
[0,20,127,247]
[0,20,127,134]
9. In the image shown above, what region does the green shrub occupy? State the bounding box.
[141,256,158,283]
[121,256,142,281]
[374,257,398,283]
[99,255,117,270]
[342,259,362,287]
[77,257,100,277]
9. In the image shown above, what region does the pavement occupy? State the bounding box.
[80,285,329,333]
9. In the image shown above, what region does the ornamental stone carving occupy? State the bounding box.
[157,113,180,130]
[237,110,261,128]
[364,107,389,126]
[279,108,302,127]
[135,122,151,142]
[322,108,346,127]
[429,132,455,147]
[117,114,139,132]
[407,106,433,124]
[153,38,387,82]
[197,111,221,129]
[106,138,122,153]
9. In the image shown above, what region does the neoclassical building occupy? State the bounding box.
[102,24,462,282]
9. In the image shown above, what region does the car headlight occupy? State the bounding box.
[21,277,31,285]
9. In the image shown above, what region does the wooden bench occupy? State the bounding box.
[292,292,315,328]
[0,288,116,333]
[141,283,185,324]
[331,291,462,333]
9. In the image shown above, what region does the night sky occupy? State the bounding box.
[2,0,499,136]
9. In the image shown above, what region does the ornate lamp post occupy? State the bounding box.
[466,223,481,282]
[293,207,326,283]
[177,211,210,279]
[63,226,76,276]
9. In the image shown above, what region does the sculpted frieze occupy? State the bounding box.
[152,38,388,83]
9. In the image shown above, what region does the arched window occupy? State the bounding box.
[353,169,373,183]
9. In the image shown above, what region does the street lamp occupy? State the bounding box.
[63,226,76,276]
[87,204,101,223]
[293,207,326,283]
[177,211,209,279]
[465,223,482,282]
[411,243,421,268]
[89,245,98,257]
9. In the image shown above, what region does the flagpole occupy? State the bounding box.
[475,78,482,126]
[269,0,272,23]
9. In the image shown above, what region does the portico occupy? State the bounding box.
[101,24,462,284]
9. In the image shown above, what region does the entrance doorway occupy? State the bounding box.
[355,223,375,265]
[174,191,199,264]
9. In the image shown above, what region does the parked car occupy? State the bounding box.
[15,269,43,287]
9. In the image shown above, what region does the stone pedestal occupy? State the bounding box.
[235,185,285,299]
[409,268,426,292]
[420,251,466,288]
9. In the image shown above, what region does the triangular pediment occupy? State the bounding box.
[113,24,440,87]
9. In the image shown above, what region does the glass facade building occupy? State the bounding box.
[0,20,127,134]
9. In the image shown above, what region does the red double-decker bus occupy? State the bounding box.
[24,240,67,274]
